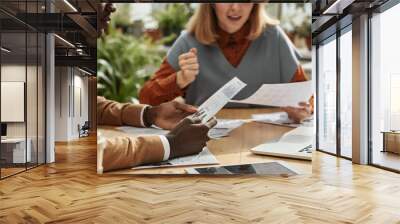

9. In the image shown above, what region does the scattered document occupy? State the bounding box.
[230,81,313,107]
[252,112,293,125]
[132,147,219,169]
[251,112,314,128]
[116,126,168,136]
[214,119,248,129]
[208,119,248,139]
[192,77,246,123]
[117,120,243,140]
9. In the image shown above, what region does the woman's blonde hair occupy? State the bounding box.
[186,3,278,45]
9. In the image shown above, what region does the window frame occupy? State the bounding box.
[315,24,352,161]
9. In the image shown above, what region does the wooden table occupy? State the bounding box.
[99,108,312,175]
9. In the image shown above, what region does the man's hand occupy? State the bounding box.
[282,102,312,124]
[166,117,217,159]
[144,101,198,130]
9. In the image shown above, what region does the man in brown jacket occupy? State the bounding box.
[96,4,216,173]
[97,96,216,173]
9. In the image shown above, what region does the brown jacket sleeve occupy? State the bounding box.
[101,135,164,172]
[139,58,185,106]
[97,96,147,127]
[290,66,314,113]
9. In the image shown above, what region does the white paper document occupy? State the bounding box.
[116,126,168,136]
[192,77,246,123]
[251,112,314,128]
[207,119,247,139]
[214,119,248,129]
[117,121,241,139]
[132,147,219,169]
[252,112,293,124]
[230,81,313,107]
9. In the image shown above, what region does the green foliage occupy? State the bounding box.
[110,4,133,28]
[153,3,193,46]
[97,27,164,103]
[97,3,194,102]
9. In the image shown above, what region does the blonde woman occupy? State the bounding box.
[139,3,312,123]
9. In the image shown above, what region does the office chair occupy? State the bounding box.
[79,121,90,138]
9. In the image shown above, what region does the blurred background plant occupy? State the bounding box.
[97,26,164,103]
[97,3,311,101]
[152,3,193,46]
[109,3,132,31]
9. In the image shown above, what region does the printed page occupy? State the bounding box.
[192,77,246,123]
[230,80,313,107]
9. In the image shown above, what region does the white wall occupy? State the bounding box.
[54,67,89,141]
[1,64,46,164]
[1,65,38,137]
[1,65,26,140]
[55,66,69,141]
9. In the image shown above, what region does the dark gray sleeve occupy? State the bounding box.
[277,26,299,83]
[166,31,190,71]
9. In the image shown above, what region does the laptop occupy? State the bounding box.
[250,126,314,161]
[251,142,312,161]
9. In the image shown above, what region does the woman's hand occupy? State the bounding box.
[282,102,312,124]
[176,48,199,89]
[144,101,198,130]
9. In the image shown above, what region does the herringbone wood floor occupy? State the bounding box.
[1,135,400,223]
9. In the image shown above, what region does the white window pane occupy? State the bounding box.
[318,37,337,154]
[340,30,352,158]
[371,3,400,170]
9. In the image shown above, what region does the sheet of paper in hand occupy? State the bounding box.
[191,77,246,123]
[230,80,313,107]
[132,147,218,170]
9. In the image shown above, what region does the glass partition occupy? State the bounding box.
[317,36,337,154]
[0,0,46,179]
[0,3,28,177]
[370,3,400,171]
[339,28,352,158]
